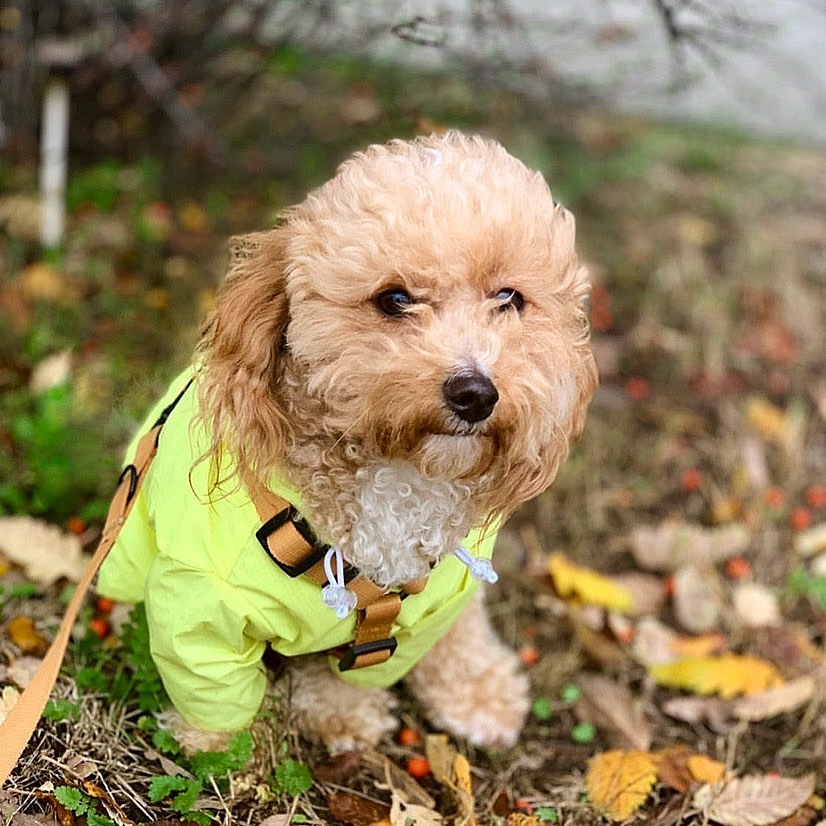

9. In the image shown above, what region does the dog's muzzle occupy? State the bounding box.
[442,371,499,423]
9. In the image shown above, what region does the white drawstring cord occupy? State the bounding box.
[321,546,357,619]
[454,545,498,583]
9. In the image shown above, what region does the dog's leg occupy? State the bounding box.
[405,589,529,749]
[157,709,235,755]
[286,657,398,753]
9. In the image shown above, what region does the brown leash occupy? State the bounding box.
[0,423,161,786]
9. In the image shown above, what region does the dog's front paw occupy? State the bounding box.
[287,659,398,753]
[422,654,530,749]
[157,709,236,755]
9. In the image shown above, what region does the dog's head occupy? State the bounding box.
[198,132,598,518]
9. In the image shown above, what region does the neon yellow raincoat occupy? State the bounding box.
[97,369,498,733]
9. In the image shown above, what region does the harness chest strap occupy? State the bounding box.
[243,470,427,671]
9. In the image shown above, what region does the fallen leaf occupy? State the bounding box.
[730,675,816,721]
[687,754,727,785]
[610,572,667,615]
[651,654,783,698]
[745,397,789,444]
[29,349,72,393]
[0,685,21,725]
[585,750,658,821]
[631,521,750,572]
[361,750,435,809]
[549,553,633,613]
[632,617,678,666]
[7,616,48,656]
[424,734,475,826]
[0,516,88,584]
[258,816,291,826]
[575,674,652,751]
[795,525,826,558]
[672,565,721,633]
[770,805,820,826]
[6,655,44,688]
[390,790,444,826]
[313,750,361,784]
[670,633,728,660]
[732,582,782,628]
[695,773,816,826]
[660,696,732,732]
[327,792,391,826]
[751,625,824,675]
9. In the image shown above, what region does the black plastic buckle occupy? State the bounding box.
[337,637,398,672]
[256,505,329,577]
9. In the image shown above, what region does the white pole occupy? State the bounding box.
[40,75,70,249]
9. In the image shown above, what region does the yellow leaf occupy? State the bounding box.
[586,750,658,821]
[745,397,788,444]
[549,553,633,613]
[688,754,726,785]
[651,655,783,699]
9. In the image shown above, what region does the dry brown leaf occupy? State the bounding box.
[361,750,435,809]
[585,750,658,821]
[257,816,291,826]
[0,685,20,725]
[632,617,678,666]
[7,616,48,656]
[752,625,824,675]
[389,791,444,826]
[661,696,732,732]
[672,565,721,633]
[29,350,72,393]
[6,655,44,689]
[670,633,728,660]
[770,805,820,826]
[570,614,631,669]
[730,675,816,721]
[313,750,361,784]
[610,572,667,616]
[576,674,652,751]
[651,654,783,698]
[656,745,696,794]
[631,521,749,572]
[327,792,392,826]
[0,516,88,584]
[732,582,781,628]
[695,774,816,826]
[549,553,633,613]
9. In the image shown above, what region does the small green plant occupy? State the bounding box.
[117,603,169,712]
[53,785,116,826]
[148,731,254,824]
[787,567,826,611]
[270,759,314,796]
[535,806,559,822]
[531,696,553,721]
[43,698,81,722]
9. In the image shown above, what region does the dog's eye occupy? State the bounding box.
[375,288,415,317]
[493,288,525,313]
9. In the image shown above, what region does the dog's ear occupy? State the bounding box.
[196,228,293,480]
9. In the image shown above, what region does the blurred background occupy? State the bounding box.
[1,1,826,820]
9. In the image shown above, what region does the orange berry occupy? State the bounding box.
[515,799,534,814]
[625,376,651,401]
[89,617,111,639]
[790,507,812,531]
[763,487,785,509]
[615,625,636,644]
[96,597,116,614]
[406,757,430,779]
[724,557,752,579]
[66,516,87,535]
[806,485,826,509]
[397,727,422,747]
[680,468,703,491]
[519,644,540,666]
[590,303,614,333]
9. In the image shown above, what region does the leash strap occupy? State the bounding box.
[0,424,161,787]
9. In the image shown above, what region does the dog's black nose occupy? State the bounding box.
[442,372,499,423]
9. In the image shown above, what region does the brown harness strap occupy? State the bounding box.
[243,470,426,671]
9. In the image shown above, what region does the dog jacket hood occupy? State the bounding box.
[96,369,498,734]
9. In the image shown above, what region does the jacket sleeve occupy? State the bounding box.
[144,554,269,733]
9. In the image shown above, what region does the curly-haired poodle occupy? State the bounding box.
[96,131,598,754]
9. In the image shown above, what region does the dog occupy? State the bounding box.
[96,131,598,755]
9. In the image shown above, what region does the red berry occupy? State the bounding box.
[724,557,752,579]
[763,487,785,509]
[806,485,826,509]
[681,468,703,491]
[397,727,422,747]
[790,507,812,531]
[625,376,651,401]
[96,597,116,614]
[89,617,111,639]
[406,757,431,779]
[519,645,540,666]
[66,516,87,535]
[516,799,534,814]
